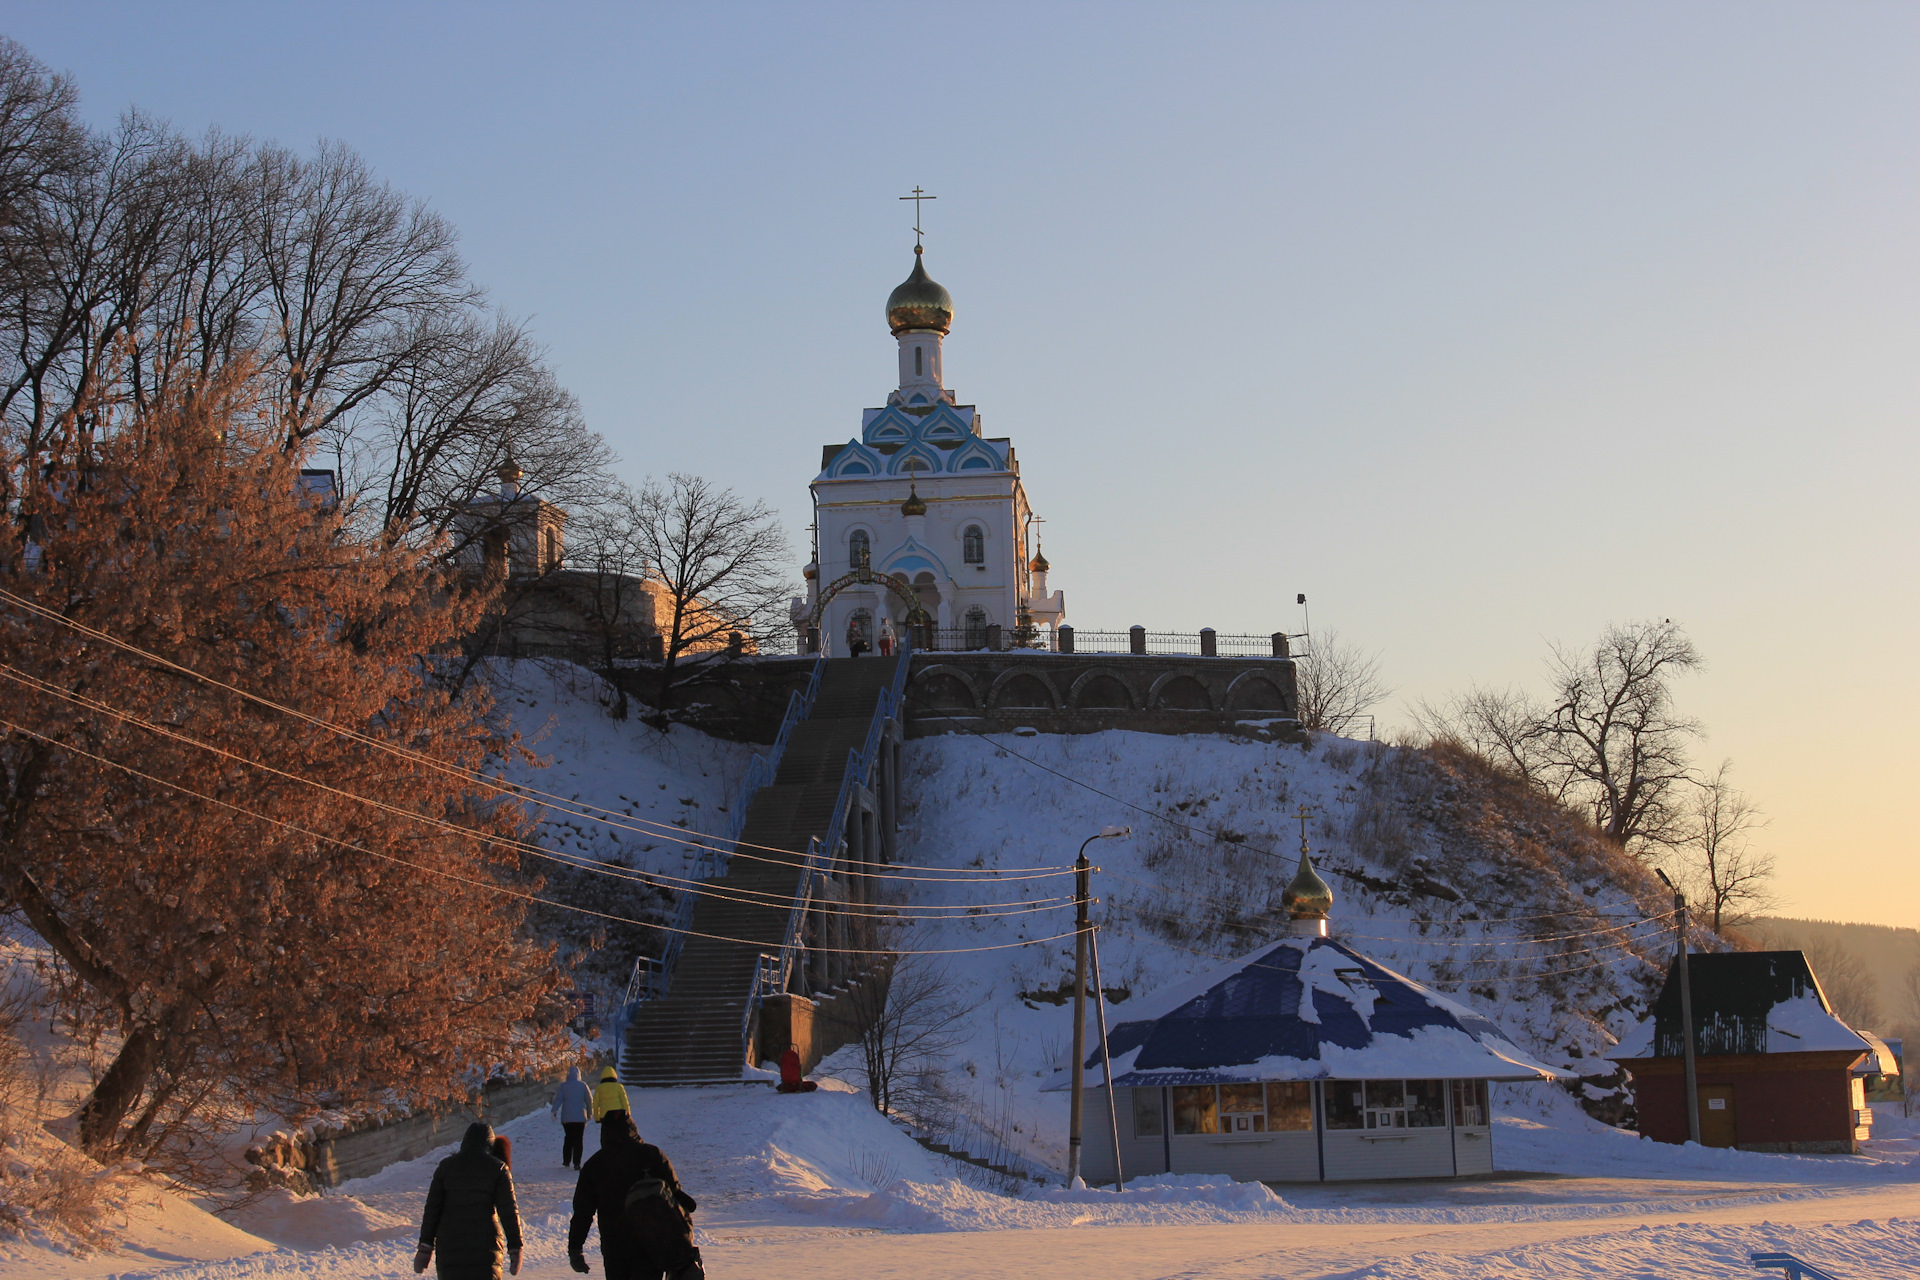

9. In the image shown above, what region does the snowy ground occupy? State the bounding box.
[7,1084,1918,1279]
[9,700,1917,1276]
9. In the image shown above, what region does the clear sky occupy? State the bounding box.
[6,3,1916,926]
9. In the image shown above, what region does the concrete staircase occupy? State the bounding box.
[621,656,901,1085]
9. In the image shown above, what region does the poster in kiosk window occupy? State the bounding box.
[1050,844,1567,1182]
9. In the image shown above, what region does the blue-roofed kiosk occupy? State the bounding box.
[1055,841,1568,1185]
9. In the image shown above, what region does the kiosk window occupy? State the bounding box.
[1364,1080,1407,1129]
[1265,1082,1314,1132]
[1324,1081,1366,1130]
[1406,1079,1447,1127]
[1131,1088,1163,1139]
[1219,1083,1266,1133]
[1172,1086,1218,1135]
[1450,1079,1489,1127]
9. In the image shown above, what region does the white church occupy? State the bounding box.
[794,243,1065,654]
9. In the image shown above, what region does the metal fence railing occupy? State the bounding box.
[1059,628,1294,658]
[800,626,1303,658]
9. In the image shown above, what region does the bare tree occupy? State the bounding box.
[1295,628,1391,733]
[1537,620,1703,853]
[1672,760,1774,933]
[1798,937,1881,1031]
[0,49,611,552]
[1411,683,1565,797]
[631,473,792,722]
[832,954,970,1119]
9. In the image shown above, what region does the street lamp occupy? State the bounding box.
[1067,825,1130,1186]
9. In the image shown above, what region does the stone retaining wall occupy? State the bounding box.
[249,1073,575,1191]
[902,651,1301,739]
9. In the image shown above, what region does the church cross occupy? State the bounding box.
[899,186,937,248]
[1296,804,1312,857]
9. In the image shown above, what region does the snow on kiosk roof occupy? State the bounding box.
[1055,932,1568,1089]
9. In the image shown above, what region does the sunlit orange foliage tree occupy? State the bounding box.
[0,358,563,1174]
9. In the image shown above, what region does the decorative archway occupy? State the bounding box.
[807,566,931,630]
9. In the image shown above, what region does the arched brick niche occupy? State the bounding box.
[989,671,1058,709]
[914,667,979,710]
[1070,670,1134,710]
[1150,673,1213,711]
[1225,672,1291,714]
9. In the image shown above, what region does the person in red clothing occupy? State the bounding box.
[775,1048,818,1094]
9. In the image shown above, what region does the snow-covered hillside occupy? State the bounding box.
[876,728,1692,1170]
[484,660,758,990]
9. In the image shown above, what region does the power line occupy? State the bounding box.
[906,695,1672,929]
[1099,869,1670,940]
[0,716,1081,958]
[0,589,1071,877]
[0,665,1074,923]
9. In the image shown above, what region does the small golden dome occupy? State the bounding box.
[1281,851,1334,920]
[900,483,927,517]
[886,248,953,336]
[1030,543,1050,573]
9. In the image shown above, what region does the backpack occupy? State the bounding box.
[622,1177,701,1277]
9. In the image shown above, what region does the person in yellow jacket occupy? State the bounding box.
[589,1065,629,1123]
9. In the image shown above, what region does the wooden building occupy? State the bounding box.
[1609,951,1875,1154]
[1055,853,1564,1185]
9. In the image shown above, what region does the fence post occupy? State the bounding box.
[1199,628,1217,658]
[1058,625,1074,654]
[1129,625,1146,656]
[1271,631,1290,658]
[985,623,1003,652]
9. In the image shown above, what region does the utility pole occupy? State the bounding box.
[1657,869,1701,1145]
[1067,826,1129,1187]
[1067,846,1091,1186]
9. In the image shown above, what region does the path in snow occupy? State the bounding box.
[15,1083,1917,1279]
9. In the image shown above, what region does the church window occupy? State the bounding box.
[848,529,870,570]
[484,528,510,579]
[915,346,923,376]
[962,525,984,565]
[964,607,988,648]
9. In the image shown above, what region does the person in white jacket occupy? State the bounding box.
[550,1066,593,1170]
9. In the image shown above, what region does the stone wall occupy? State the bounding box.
[249,1073,574,1191]
[901,651,1301,740]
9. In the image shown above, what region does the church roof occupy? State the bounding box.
[1052,935,1567,1088]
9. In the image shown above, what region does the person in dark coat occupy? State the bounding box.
[416,1122,523,1279]
[567,1113,698,1280]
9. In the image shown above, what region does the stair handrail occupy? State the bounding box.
[769,647,911,997]
[632,654,825,1002]
[1752,1254,1837,1280]
[741,950,783,1065]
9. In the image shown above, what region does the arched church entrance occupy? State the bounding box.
[806,567,933,652]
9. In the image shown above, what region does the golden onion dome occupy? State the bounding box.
[900,483,928,517]
[1281,851,1334,920]
[1029,543,1050,573]
[886,248,953,335]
